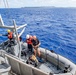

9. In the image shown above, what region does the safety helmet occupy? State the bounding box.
[7,29,10,33]
[26,34,30,39]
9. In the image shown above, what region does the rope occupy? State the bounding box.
[3,0,9,8]
[0,0,2,6]
[6,0,9,8]
[3,0,7,8]
[2,0,12,24]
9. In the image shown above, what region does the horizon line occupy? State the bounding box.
[0,6,76,8]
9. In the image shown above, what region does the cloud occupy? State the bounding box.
[71,0,76,1]
[0,0,76,8]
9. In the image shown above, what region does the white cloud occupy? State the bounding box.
[0,0,76,8]
[71,0,76,1]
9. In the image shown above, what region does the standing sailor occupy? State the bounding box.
[26,34,33,52]
[32,35,41,57]
[2,29,15,45]
[7,29,13,40]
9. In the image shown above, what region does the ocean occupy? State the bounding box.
[0,7,76,64]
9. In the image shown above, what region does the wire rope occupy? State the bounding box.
[3,0,7,8]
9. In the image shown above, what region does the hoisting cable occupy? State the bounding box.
[3,0,13,26]
[3,0,7,8]
[0,0,2,6]
[6,0,9,8]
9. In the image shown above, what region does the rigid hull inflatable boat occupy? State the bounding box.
[0,15,76,75]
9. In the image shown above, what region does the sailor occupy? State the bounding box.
[32,35,41,57]
[18,33,22,41]
[29,52,38,63]
[26,34,33,52]
[1,29,13,40]
[26,52,38,67]
[14,32,22,42]
[29,52,38,67]
[2,29,15,45]
[19,36,22,41]
[7,29,13,40]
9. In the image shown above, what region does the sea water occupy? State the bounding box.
[0,7,76,64]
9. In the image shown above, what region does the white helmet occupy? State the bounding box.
[26,34,30,39]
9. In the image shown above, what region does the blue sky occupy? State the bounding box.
[0,0,76,8]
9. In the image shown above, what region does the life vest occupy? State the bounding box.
[8,32,13,39]
[26,38,32,44]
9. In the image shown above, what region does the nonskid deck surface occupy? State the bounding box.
[0,41,62,74]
